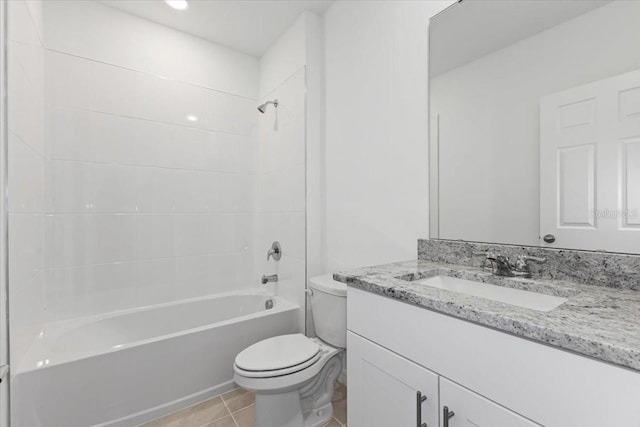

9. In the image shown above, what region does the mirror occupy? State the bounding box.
[429,0,640,253]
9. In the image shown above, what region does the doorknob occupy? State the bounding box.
[443,406,455,427]
[543,234,556,243]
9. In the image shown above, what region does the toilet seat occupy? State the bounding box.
[235,352,321,378]
[234,337,341,395]
[234,334,321,378]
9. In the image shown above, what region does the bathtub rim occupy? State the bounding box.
[15,290,298,374]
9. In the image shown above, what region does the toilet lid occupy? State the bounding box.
[235,334,320,372]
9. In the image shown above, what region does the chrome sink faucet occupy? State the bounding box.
[474,252,546,278]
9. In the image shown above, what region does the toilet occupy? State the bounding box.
[233,275,347,427]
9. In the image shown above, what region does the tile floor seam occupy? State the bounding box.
[232,404,255,427]
[197,398,232,427]
[221,396,240,427]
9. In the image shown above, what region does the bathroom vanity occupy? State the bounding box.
[394,2,640,424]
[337,254,640,427]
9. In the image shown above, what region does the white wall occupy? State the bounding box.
[43,0,257,99]
[324,0,452,271]
[432,1,640,246]
[257,12,323,333]
[7,0,46,367]
[12,1,261,331]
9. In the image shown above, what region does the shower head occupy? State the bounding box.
[257,99,278,113]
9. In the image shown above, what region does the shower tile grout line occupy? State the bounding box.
[45,47,259,102]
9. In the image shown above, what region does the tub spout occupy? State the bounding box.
[261,274,278,284]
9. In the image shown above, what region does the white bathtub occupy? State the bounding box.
[12,292,299,427]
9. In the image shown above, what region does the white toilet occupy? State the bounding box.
[233,275,347,427]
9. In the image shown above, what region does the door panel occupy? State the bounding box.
[347,331,439,427]
[440,378,540,427]
[622,140,640,227]
[557,144,595,227]
[540,68,640,252]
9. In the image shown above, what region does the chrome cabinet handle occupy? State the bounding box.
[416,391,427,427]
[543,234,556,243]
[443,406,455,427]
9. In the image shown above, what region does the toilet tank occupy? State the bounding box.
[309,275,347,348]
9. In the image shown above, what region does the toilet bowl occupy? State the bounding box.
[233,275,347,427]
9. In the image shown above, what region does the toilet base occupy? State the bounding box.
[302,401,334,427]
[255,391,305,427]
[251,351,343,427]
[254,393,335,427]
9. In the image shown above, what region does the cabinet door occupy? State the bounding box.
[440,378,540,427]
[347,331,438,427]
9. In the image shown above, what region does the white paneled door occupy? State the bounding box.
[540,69,640,252]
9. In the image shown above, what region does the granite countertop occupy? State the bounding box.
[335,259,640,372]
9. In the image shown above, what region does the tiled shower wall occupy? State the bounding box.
[39,1,259,322]
[7,0,46,363]
[8,0,262,367]
[255,69,306,332]
[255,12,318,333]
[42,51,257,320]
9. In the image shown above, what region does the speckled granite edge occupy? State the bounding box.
[418,239,640,290]
[335,259,640,372]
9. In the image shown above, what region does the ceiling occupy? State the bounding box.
[430,0,611,77]
[100,0,334,57]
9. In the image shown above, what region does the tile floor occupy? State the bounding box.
[141,382,347,427]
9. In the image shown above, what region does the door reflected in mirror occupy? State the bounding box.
[429,0,640,253]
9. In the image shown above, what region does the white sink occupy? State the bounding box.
[415,275,567,312]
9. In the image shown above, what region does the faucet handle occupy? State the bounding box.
[518,255,546,263]
[514,255,546,273]
[267,241,282,261]
[472,250,496,259]
[472,251,497,272]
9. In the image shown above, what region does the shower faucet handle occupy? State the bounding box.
[267,241,282,261]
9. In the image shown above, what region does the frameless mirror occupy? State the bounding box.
[429,0,640,253]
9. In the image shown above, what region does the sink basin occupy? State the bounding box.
[415,275,567,312]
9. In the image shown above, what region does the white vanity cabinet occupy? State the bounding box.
[348,332,538,427]
[347,287,640,427]
[347,332,439,427]
[439,378,539,427]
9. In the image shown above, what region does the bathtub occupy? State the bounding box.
[12,292,299,427]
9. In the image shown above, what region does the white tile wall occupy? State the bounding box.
[38,48,259,321]
[6,1,261,326]
[91,61,137,117]
[8,0,46,366]
[45,49,91,109]
[42,0,259,99]
[46,106,92,161]
[10,0,313,366]
[255,68,307,332]
[9,134,44,213]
